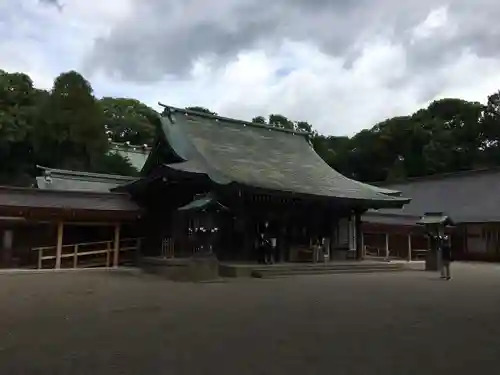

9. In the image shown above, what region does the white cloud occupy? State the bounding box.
[412,6,451,41]
[1,1,500,136]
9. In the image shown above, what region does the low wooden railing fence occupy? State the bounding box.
[364,245,388,258]
[364,245,428,260]
[32,238,142,269]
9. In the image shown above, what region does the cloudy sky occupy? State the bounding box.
[2,0,500,135]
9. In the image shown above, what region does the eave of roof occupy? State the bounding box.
[177,192,228,212]
[0,185,140,213]
[362,210,422,225]
[37,165,136,182]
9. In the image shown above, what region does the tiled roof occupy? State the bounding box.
[36,166,136,193]
[110,142,151,171]
[0,186,140,217]
[369,168,500,223]
[149,106,409,209]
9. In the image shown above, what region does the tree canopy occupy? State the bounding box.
[2,68,500,186]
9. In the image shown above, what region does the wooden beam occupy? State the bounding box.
[113,223,121,267]
[55,221,64,269]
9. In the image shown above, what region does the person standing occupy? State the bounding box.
[440,236,452,280]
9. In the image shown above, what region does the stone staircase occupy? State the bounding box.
[250,262,407,278]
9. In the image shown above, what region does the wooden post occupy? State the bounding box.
[38,249,43,270]
[355,212,363,260]
[385,233,389,259]
[55,221,64,269]
[113,223,121,267]
[407,233,412,262]
[361,229,365,258]
[73,244,79,269]
[2,229,13,267]
[106,241,111,267]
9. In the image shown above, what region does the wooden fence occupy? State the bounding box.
[32,238,142,269]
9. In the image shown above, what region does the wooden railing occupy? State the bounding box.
[32,238,142,269]
[364,245,387,258]
[364,245,428,261]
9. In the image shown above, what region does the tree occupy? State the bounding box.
[415,98,485,173]
[268,114,294,130]
[3,67,500,186]
[185,106,217,115]
[0,71,40,184]
[93,153,139,176]
[481,91,500,163]
[0,71,36,143]
[295,121,313,133]
[252,115,266,124]
[100,97,157,146]
[34,71,108,171]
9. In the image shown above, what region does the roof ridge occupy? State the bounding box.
[111,142,152,151]
[158,103,312,137]
[36,165,136,181]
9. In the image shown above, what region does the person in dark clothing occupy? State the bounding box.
[440,237,452,280]
[257,233,273,264]
[264,237,274,264]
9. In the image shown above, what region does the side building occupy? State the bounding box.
[362,168,500,262]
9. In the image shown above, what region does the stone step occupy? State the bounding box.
[252,266,405,278]
[252,263,404,273]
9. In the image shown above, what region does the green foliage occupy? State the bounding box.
[0,69,142,184]
[2,68,500,186]
[0,71,39,184]
[100,97,157,146]
[93,152,139,177]
[186,106,217,115]
[252,115,266,124]
[34,71,108,171]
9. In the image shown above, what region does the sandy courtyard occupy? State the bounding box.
[0,263,499,375]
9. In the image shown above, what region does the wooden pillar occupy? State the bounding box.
[2,229,13,267]
[407,232,412,262]
[385,233,389,259]
[361,228,365,258]
[73,245,79,269]
[355,212,363,260]
[55,221,64,269]
[113,223,121,267]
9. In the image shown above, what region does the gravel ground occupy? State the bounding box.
[0,263,499,375]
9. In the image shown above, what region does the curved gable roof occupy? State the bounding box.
[157,106,409,208]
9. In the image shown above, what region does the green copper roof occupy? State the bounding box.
[36,166,136,193]
[177,193,228,212]
[417,212,454,226]
[153,105,410,208]
[110,143,151,171]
